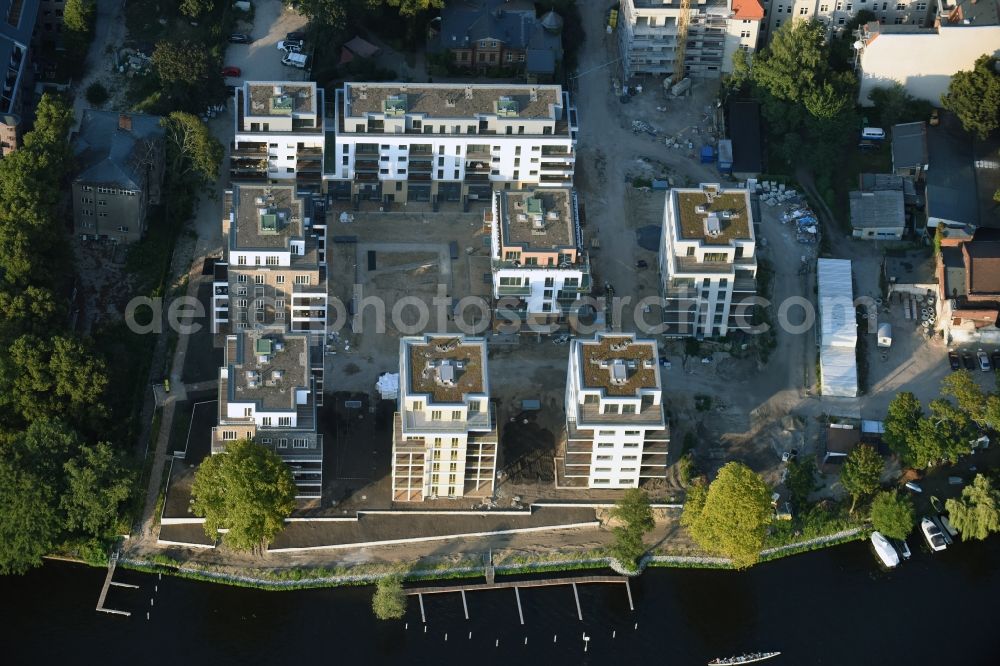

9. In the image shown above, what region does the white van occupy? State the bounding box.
[282,52,308,69]
[861,127,885,140]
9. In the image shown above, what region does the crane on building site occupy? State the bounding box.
[672,0,693,85]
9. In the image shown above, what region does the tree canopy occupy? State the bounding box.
[870,491,915,541]
[0,94,135,575]
[609,488,655,570]
[942,54,1000,140]
[946,474,1000,541]
[683,462,772,568]
[786,458,818,511]
[191,439,296,552]
[162,112,224,185]
[180,0,215,18]
[372,576,407,620]
[840,444,883,513]
[748,19,857,174]
[884,392,972,468]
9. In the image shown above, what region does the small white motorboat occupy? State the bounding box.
[895,539,912,560]
[871,531,900,568]
[922,517,948,552]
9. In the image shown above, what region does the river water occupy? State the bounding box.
[4,536,999,665]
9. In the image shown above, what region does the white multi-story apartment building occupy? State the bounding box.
[658,183,757,338]
[618,0,765,80]
[329,82,578,206]
[488,188,591,331]
[212,327,324,499]
[211,183,328,341]
[562,333,669,488]
[230,81,326,194]
[392,335,497,502]
[758,0,932,45]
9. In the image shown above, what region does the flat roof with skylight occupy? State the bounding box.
[231,184,305,250]
[673,185,753,245]
[228,329,310,411]
[245,82,317,117]
[499,189,577,250]
[576,334,659,397]
[404,336,486,404]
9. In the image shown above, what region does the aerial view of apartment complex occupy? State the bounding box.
[488,187,590,329]
[211,183,328,338]
[230,81,326,193]
[562,333,669,488]
[659,183,757,338]
[213,327,324,499]
[329,82,577,204]
[392,335,498,502]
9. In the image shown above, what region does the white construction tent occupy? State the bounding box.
[817,258,859,397]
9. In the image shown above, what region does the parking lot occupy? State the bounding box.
[222,0,309,84]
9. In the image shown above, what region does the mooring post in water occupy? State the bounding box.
[524,637,528,645]
[625,579,634,611]
[515,586,524,625]
[461,589,469,620]
[572,583,583,621]
[418,593,426,624]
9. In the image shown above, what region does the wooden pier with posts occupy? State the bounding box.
[95,551,138,617]
[406,575,634,623]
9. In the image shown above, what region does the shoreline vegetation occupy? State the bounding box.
[48,528,864,592]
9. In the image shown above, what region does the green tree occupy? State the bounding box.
[609,488,655,569]
[191,439,296,552]
[0,459,61,575]
[162,112,224,184]
[883,391,924,461]
[372,576,407,619]
[869,491,915,541]
[152,40,209,87]
[867,83,933,129]
[382,0,443,16]
[61,443,134,537]
[85,82,109,107]
[786,458,818,510]
[63,0,95,32]
[940,370,988,425]
[180,0,215,18]
[840,444,884,513]
[906,399,976,468]
[945,474,1000,541]
[942,54,1000,140]
[684,462,772,568]
[290,0,350,27]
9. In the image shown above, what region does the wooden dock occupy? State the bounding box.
[95,552,137,617]
[406,575,633,623]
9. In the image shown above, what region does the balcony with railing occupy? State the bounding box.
[408,172,432,181]
[355,158,379,171]
[465,172,490,183]
[409,158,433,172]
[496,283,532,296]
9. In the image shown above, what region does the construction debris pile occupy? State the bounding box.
[781,207,819,244]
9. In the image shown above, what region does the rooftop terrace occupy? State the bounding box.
[232,184,305,250]
[500,189,576,250]
[246,82,317,116]
[406,336,486,404]
[674,186,752,245]
[344,83,562,120]
[577,335,658,397]
[228,330,310,412]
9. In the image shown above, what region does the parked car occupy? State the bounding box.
[978,349,991,372]
[229,33,252,44]
[220,66,241,77]
[905,481,923,493]
[948,350,961,371]
[281,52,308,68]
[286,31,306,42]
[963,352,976,370]
[277,40,303,53]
